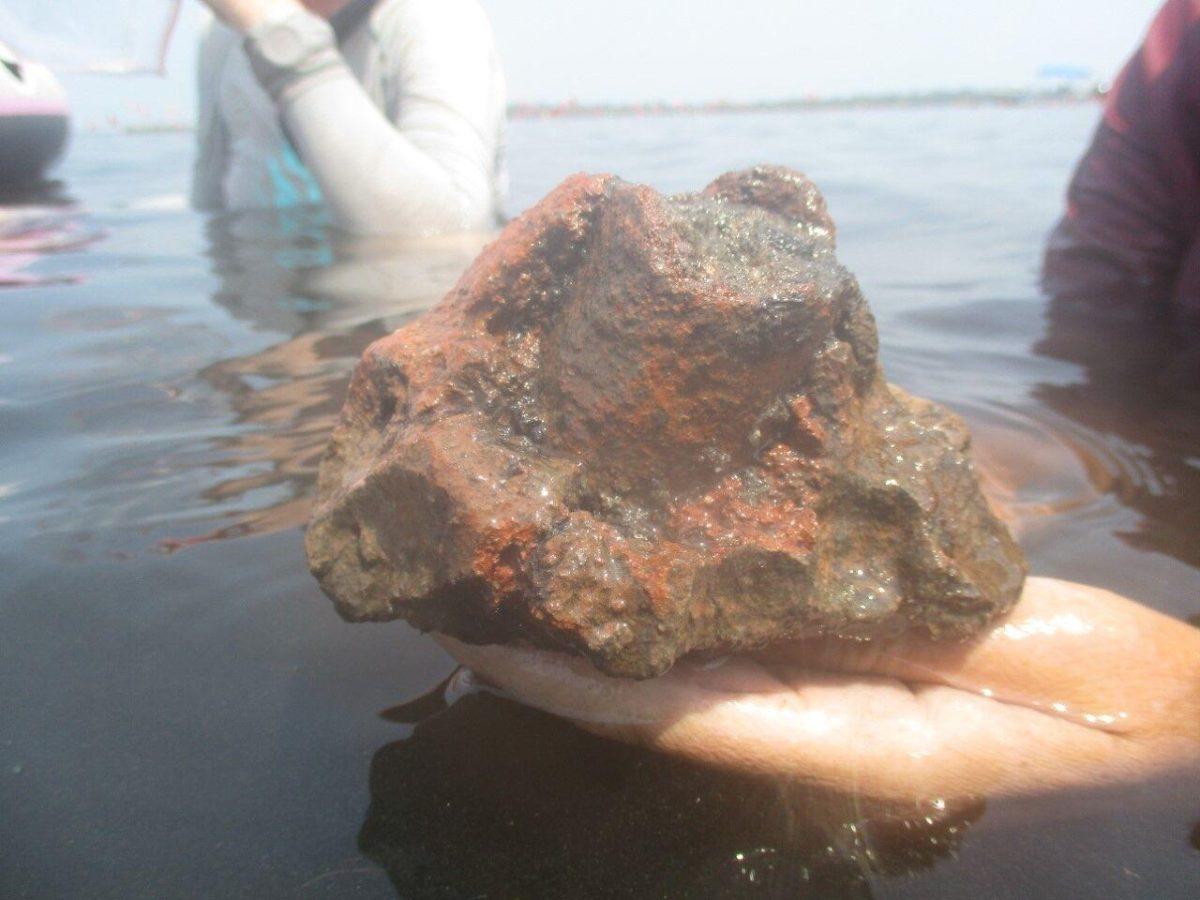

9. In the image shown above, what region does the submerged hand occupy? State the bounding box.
[437,577,1200,802]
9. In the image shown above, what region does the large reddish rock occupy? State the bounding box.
[306,166,1026,678]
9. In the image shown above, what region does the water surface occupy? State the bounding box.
[2,106,1198,898]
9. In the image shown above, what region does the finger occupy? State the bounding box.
[434,635,1145,801]
[756,577,1200,738]
[434,635,780,726]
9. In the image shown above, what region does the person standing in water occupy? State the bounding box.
[192,0,507,236]
[1044,0,1200,320]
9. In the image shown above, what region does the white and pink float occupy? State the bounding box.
[0,39,69,184]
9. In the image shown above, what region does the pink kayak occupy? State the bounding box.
[0,39,68,184]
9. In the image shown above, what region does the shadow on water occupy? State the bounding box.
[359,691,983,899]
[0,178,73,208]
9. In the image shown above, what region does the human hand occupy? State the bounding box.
[198,0,300,33]
[437,577,1200,802]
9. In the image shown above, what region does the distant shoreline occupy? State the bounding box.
[117,87,1103,134]
[508,87,1103,120]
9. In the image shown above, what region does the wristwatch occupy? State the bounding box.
[243,6,341,101]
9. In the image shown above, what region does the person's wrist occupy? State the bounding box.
[242,2,341,103]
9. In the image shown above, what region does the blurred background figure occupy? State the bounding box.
[192,0,507,236]
[1044,0,1200,323]
[1037,0,1200,573]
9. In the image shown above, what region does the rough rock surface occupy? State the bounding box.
[306,166,1027,678]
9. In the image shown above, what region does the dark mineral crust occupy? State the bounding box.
[306,166,1027,678]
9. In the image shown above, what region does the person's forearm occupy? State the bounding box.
[239,4,494,235]
[279,74,486,235]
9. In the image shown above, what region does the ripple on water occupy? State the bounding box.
[960,399,1152,538]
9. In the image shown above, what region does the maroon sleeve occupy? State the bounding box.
[1044,0,1200,315]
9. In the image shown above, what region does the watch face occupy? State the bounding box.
[260,19,315,69]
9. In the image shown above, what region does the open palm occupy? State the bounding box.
[438,577,1200,801]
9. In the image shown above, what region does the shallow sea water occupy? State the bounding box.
[1,106,1198,898]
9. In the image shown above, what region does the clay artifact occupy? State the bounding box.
[306,166,1027,679]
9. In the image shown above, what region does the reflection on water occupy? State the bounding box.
[1033,293,1200,568]
[0,182,103,287]
[361,691,983,898]
[161,212,491,549]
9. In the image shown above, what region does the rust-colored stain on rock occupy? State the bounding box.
[306,166,1026,678]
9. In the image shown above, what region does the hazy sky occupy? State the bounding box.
[37,0,1166,126]
[487,0,1163,102]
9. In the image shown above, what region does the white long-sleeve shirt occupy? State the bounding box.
[191,0,507,236]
